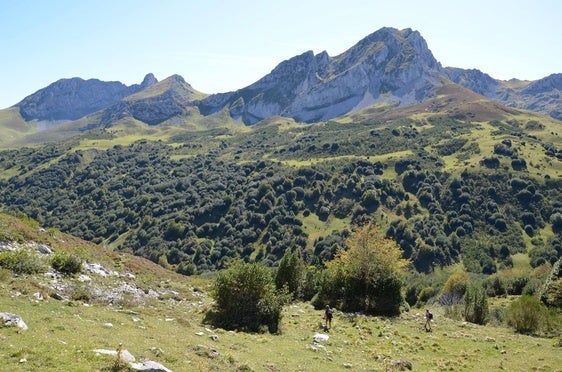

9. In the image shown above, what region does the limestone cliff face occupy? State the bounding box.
[15,74,157,121]
[446,68,499,98]
[199,28,444,124]
[10,27,562,129]
[99,75,203,126]
[449,69,562,121]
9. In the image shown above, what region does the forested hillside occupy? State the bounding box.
[2,105,562,277]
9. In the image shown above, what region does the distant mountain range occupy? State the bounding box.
[7,27,562,132]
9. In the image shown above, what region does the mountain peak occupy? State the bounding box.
[140,73,158,88]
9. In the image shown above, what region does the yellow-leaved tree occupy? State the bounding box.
[313,222,410,316]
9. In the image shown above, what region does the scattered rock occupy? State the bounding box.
[391,359,413,370]
[78,274,91,282]
[313,333,329,343]
[103,323,114,328]
[210,334,219,341]
[51,293,68,301]
[0,312,28,330]
[83,262,118,277]
[119,350,136,363]
[130,360,172,371]
[93,348,135,363]
[121,272,136,280]
[343,362,353,368]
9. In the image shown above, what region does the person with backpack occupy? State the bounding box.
[425,309,433,332]
[324,305,333,330]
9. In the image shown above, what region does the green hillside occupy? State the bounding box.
[0,212,560,370]
[1,87,562,277]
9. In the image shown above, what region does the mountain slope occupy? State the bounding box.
[199,27,444,124]
[97,74,208,126]
[1,26,561,146]
[14,73,158,122]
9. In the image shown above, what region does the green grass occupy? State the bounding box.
[300,213,350,248]
[2,286,562,371]
[0,212,561,371]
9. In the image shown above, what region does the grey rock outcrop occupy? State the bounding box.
[99,75,200,126]
[130,360,172,371]
[446,67,499,98]
[447,69,562,121]
[15,74,158,121]
[200,27,444,124]
[93,348,171,371]
[0,312,28,330]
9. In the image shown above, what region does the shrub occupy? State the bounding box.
[51,251,83,276]
[210,262,288,333]
[463,281,488,325]
[0,249,48,274]
[416,286,437,306]
[506,295,545,334]
[522,278,543,296]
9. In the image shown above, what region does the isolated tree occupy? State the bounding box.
[463,281,489,325]
[541,257,562,308]
[315,222,409,316]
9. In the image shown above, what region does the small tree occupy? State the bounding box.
[211,261,287,333]
[541,258,562,308]
[315,223,409,316]
[275,250,305,300]
[463,281,488,325]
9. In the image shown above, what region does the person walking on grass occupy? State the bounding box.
[324,305,333,330]
[425,309,433,332]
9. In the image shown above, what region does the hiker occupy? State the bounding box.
[324,305,333,329]
[425,309,433,332]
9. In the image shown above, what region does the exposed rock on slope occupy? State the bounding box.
[15,73,158,121]
[199,27,444,124]
[99,75,206,126]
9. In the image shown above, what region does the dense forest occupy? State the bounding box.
[1,116,562,276]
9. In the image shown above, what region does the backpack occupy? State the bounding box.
[428,312,433,320]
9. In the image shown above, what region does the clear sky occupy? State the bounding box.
[1,0,560,109]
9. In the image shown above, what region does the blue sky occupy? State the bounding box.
[1,0,560,109]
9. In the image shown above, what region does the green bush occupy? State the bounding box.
[441,272,468,298]
[417,286,437,306]
[0,249,48,274]
[463,281,488,325]
[506,295,545,334]
[210,262,288,333]
[51,251,83,276]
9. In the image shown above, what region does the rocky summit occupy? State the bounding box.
[15,73,158,122]
[199,28,444,124]
[6,27,562,132]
